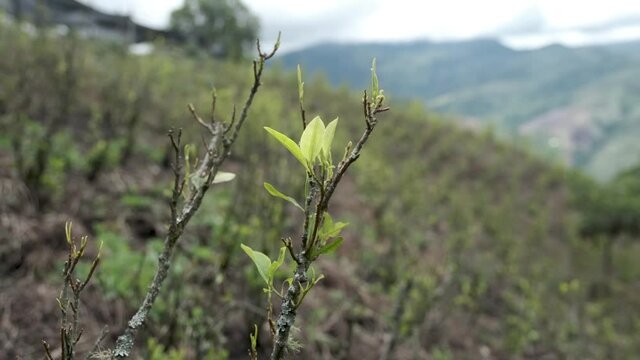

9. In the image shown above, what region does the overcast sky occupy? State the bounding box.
[81,0,640,50]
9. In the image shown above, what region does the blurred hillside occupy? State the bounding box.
[281,39,640,180]
[1,17,640,360]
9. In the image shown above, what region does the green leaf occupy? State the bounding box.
[250,324,258,349]
[321,212,334,235]
[264,182,304,211]
[322,117,338,161]
[325,222,348,238]
[299,116,325,164]
[319,213,349,240]
[212,171,236,184]
[297,65,304,103]
[314,237,344,258]
[241,244,272,285]
[371,58,379,100]
[264,127,309,171]
[268,246,286,279]
[65,222,72,245]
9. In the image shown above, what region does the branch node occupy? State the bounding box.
[188,103,215,134]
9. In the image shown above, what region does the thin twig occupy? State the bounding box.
[321,92,382,209]
[168,129,185,226]
[224,105,237,135]
[225,32,281,148]
[111,37,280,359]
[79,256,100,292]
[210,89,217,125]
[45,223,100,360]
[188,104,215,134]
[281,237,299,264]
[42,341,54,360]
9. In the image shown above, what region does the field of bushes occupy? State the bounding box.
[1,19,639,359]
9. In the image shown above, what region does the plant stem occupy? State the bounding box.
[270,91,387,359]
[271,255,310,360]
[111,38,279,358]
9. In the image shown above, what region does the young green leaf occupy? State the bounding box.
[322,117,338,161]
[319,213,349,240]
[264,127,310,172]
[250,324,258,349]
[324,221,348,239]
[241,244,272,285]
[297,65,304,103]
[264,182,304,211]
[299,116,325,164]
[268,246,287,280]
[212,171,236,184]
[313,237,344,258]
[371,58,379,100]
[321,212,334,234]
[65,222,72,245]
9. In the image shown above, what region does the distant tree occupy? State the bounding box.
[579,165,640,238]
[169,0,259,59]
[575,165,640,285]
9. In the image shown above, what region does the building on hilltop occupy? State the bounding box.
[0,0,169,43]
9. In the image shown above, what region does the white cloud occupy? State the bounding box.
[537,0,640,29]
[83,0,640,49]
[503,25,640,49]
[248,0,640,48]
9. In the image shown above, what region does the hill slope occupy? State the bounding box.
[2,23,640,359]
[281,39,640,180]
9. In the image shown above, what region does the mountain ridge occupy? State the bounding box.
[280,37,640,180]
